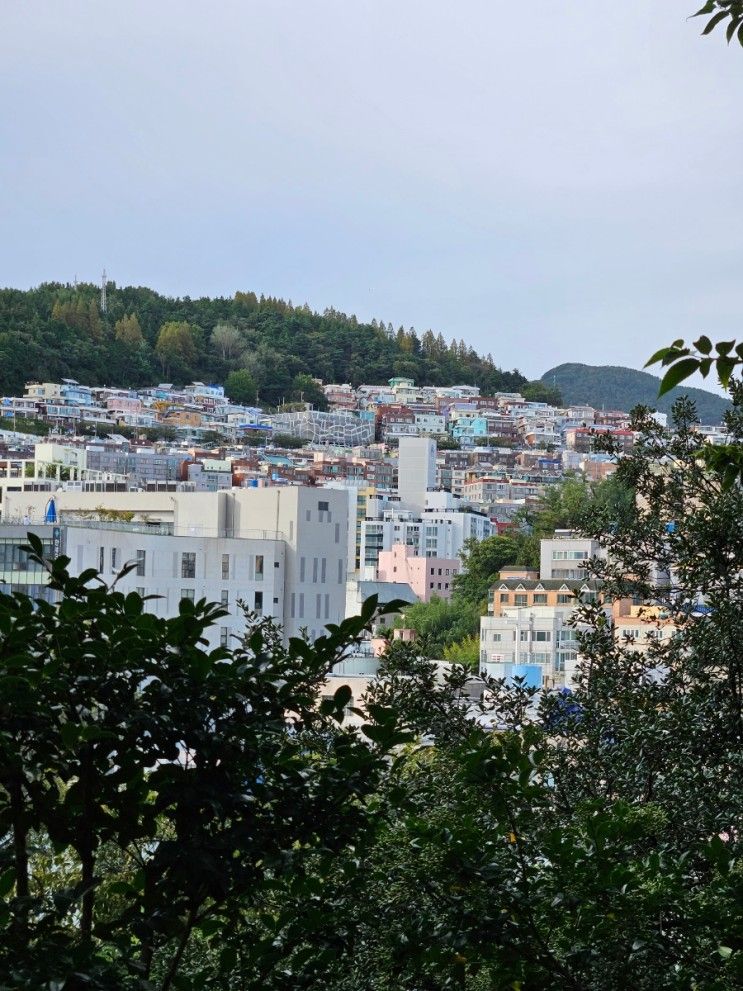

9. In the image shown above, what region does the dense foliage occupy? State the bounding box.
[541,362,730,423]
[286,396,743,989]
[0,283,530,404]
[0,552,410,991]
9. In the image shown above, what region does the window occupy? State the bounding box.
[305,509,311,522]
[290,592,296,619]
[514,594,528,606]
[492,633,502,642]
[533,593,547,604]
[220,627,229,647]
[254,591,263,615]
[99,546,105,572]
[300,557,306,581]
[181,552,196,579]
[221,590,229,607]
[312,558,318,582]
[534,631,551,642]
[181,588,195,602]
[500,593,509,603]
[557,593,573,604]
[111,547,119,572]
[316,594,322,618]
[321,558,326,583]
[136,587,145,598]
[337,559,344,584]
[299,593,304,618]
[519,630,529,642]
[255,555,264,580]
[136,549,146,577]
[318,500,329,512]
[221,553,230,580]
[334,523,340,543]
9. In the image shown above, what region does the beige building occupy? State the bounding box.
[2,487,350,645]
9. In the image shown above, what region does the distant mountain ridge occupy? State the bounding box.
[541,362,730,425]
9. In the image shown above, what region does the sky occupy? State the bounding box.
[2,0,742,384]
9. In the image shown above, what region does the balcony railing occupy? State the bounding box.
[0,518,285,541]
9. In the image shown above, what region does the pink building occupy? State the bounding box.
[376,543,461,602]
[106,395,142,414]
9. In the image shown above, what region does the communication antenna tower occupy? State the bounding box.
[100,269,108,313]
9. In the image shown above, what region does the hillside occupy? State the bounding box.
[0,282,530,405]
[541,362,730,424]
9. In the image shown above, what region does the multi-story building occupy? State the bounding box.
[376,542,460,601]
[539,532,603,581]
[84,444,188,487]
[564,427,635,454]
[375,404,416,442]
[479,568,604,688]
[360,501,491,575]
[479,527,609,688]
[323,383,357,411]
[360,438,492,574]
[397,436,436,512]
[2,487,350,646]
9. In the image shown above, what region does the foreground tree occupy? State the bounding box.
[0,542,409,990]
[4,390,743,989]
[278,395,743,990]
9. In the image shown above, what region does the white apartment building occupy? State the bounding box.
[397,436,436,513]
[360,503,491,576]
[2,487,350,646]
[539,532,604,581]
[413,411,447,436]
[480,603,588,689]
[360,438,492,576]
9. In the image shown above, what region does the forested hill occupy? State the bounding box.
[0,282,532,406]
[541,362,730,424]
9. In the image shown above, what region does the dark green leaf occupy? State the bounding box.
[693,335,712,355]
[702,10,731,34]
[658,357,701,396]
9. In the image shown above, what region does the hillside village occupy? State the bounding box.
[0,372,718,695]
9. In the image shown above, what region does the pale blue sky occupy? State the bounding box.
[1,0,741,384]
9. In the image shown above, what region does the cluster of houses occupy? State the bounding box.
[0,375,714,707]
